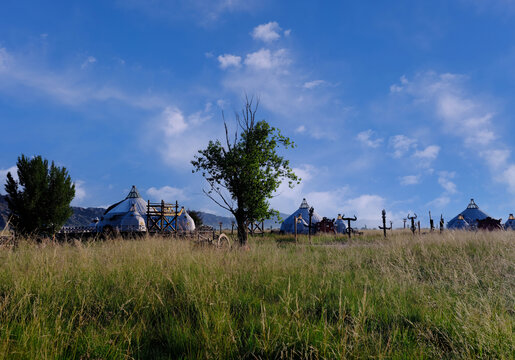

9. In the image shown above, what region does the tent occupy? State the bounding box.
[447,199,489,229]
[334,214,347,234]
[97,186,148,232]
[505,214,515,230]
[280,198,322,234]
[451,214,470,230]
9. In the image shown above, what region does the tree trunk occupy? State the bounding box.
[235,211,248,246]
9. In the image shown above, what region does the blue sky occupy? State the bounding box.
[1,0,515,227]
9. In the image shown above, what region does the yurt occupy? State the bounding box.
[177,208,196,232]
[97,186,148,232]
[334,214,347,234]
[447,199,489,229]
[451,214,470,230]
[280,198,322,234]
[505,214,515,230]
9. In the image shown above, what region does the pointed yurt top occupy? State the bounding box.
[126,186,141,198]
[103,186,147,217]
[280,198,322,234]
[505,214,515,230]
[447,199,489,229]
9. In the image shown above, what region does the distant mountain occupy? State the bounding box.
[0,195,287,230]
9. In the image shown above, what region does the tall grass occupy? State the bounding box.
[0,231,513,359]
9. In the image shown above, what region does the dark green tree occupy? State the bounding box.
[192,98,298,245]
[4,155,75,236]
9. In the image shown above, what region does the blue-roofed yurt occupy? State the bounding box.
[280,198,322,234]
[335,214,347,234]
[447,199,489,229]
[451,214,470,230]
[505,214,515,230]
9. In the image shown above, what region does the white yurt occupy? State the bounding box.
[280,198,322,234]
[98,186,148,232]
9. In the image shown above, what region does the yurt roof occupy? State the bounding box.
[280,198,322,234]
[451,214,470,230]
[104,186,147,217]
[447,199,489,229]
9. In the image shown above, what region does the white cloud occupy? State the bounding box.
[81,56,96,69]
[217,54,241,69]
[284,29,291,37]
[480,149,511,169]
[150,103,218,168]
[502,165,515,194]
[244,48,291,70]
[389,135,417,158]
[220,25,349,140]
[147,186,188,202]
[437,171,457,194]
[303,80,326,89]
[161,106,188,135]
[251,21,282,42]
[414,145,440,160]
[400,175,420,186]
[390,71,515,195]
[342,194,386,227]
[295,125,306,133]
[427,195,450,209]
[71,180,87,205]
[357,130,383,148]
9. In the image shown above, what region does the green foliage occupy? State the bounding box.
[4,154,75,235]
[0,232,513,359]
[192,98,298,245]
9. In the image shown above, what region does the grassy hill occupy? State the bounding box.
[0,231,512,358]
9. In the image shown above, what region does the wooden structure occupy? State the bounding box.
[407,213,417,234]
[341,215,358,239]
[378,209,392,238]
[248,220,265,236]
[146,200,183,234]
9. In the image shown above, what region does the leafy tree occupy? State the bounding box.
[187,209,203,227]
[4,155,75,236]
[192,98,298,245]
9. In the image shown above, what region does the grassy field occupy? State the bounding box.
[0,231,513,359]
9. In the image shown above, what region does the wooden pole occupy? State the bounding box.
[294,216,298,244]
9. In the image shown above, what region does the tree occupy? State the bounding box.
[4,155,75,236]
[191,98,298,245]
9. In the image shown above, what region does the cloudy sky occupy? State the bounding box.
[1,0,515,227]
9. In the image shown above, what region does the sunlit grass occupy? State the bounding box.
[0,231,513,359]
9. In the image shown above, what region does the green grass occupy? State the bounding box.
[0,231,513,359]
